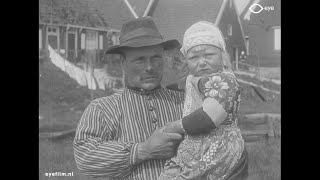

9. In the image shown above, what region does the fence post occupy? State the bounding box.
[257,54,261,80]
[267,117,275,137]
[235,48,239,70]
[86,50,95,100]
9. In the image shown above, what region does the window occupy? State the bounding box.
[39,29,42,49]
[99,35,103,50]
[274,27,281,51]
[48,27,58,34]
[86,31,98,50]
[227,24,232,36]
[47,26,59,50]
[112,34,120,45]
[81,33,86,49]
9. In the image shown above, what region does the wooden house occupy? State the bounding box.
[39,0,120,65]
[240,0,281,67]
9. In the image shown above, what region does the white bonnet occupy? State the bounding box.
[180,21,226,56]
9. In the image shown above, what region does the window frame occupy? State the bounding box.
[39,28,42,49]
[99,34,103,50]
[227,24,232,36]
[46,26,59,50]
[81,33,86,50]
[272,26,281,52]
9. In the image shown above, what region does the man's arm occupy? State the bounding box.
[73,101,139,178]
[74,100,183,178]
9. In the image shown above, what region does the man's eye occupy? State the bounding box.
[189,56,198,60]
[134,58,144,63]
[151,56,162,61]
[206,53,216,57]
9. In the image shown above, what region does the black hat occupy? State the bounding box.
[105,16,180,54]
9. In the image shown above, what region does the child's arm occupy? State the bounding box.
[163,72,240,135]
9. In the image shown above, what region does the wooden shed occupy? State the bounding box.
[39,0,120,65]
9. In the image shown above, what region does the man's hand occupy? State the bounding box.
[162,120,185,134]
[136,127,183,163]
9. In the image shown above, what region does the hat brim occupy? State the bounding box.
[105,37,181,55]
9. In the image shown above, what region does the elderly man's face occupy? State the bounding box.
[122,45,164,90]
[186,44,223,77]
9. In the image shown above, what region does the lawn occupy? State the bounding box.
[246,137,281,180]
[39,137,106,180]
[39,136,280,180]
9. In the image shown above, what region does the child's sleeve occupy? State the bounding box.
[182,73,240,135]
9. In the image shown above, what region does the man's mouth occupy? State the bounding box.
[142,76,158,81]
[199,69,210,72]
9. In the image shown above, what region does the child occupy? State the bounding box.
[158,21,245,180]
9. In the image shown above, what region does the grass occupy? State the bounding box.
[39,137,106,180]
[39,136,280,180]
[39,60,114,132]
[246,137,281,180]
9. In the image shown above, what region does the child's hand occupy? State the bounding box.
[162,120,185,135]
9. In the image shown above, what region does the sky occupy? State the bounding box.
[234,0,251,14]
[242,0,260,20]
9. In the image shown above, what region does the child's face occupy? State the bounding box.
[186,45,223,77]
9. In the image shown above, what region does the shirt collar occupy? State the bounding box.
[125,85,162,95]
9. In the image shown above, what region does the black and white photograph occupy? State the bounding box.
[39,0,281,179]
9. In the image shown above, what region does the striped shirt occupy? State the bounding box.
[73,87,184,180]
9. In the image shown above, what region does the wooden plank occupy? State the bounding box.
[143,0,154,17]
[39,22,119,33]
[39,129,75,140]
[241,129,268,136]
[124,0,139,18]
[244,113,281,119]
[242,130,268,142]
[240,117,267,125]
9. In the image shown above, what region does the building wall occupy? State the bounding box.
[39,25,117,66]
[39,25,50,58]
[218,0,246,63]
[248,25,281,63]
[40,25,47,50]
[59,27,66,54]
[77,29,86,62]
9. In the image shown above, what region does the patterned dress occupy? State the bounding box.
[158,69,245,180]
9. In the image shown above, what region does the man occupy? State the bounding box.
[74,16,184,180]
[74,17,248,180]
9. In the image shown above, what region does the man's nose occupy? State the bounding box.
[145,60,154,72]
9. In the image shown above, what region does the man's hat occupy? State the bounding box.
[105,16,180,54]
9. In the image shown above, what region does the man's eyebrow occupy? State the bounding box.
[151,54,162,58]
[131,56,145,61]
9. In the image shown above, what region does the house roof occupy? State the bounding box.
[39,0,109,29]
[240,0,281,33]
[93,0,224,43]
[152,0,224,43]
[91,0,135,30]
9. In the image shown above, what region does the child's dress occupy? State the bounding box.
[159,69,244,180]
